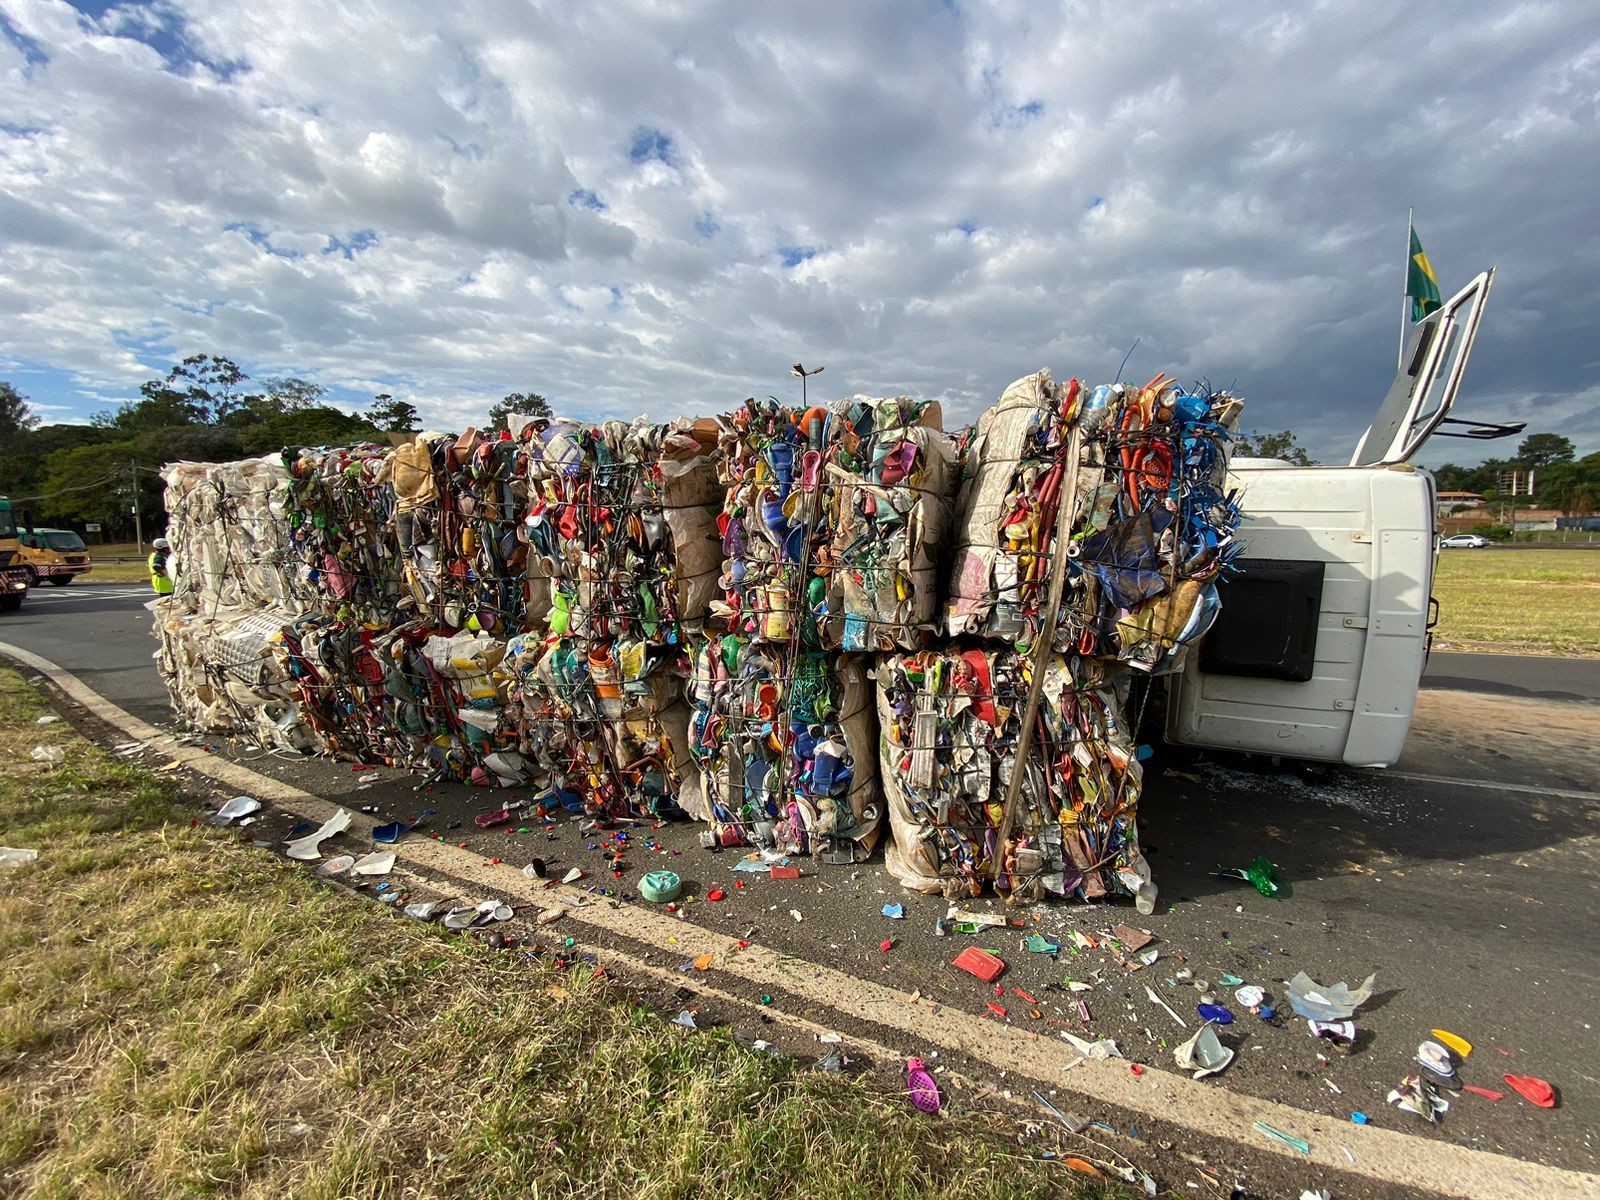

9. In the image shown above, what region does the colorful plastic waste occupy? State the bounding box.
[906,1057,941,1113]
[1388,1074,1449,1123]
[1503,1074,1557,1108]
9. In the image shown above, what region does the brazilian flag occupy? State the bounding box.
[1407,226,1441,322]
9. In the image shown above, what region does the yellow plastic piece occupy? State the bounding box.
[1431,1029,1472,1058]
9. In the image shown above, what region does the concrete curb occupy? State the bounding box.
[3,638,1596,1200]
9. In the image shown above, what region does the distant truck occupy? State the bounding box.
[0,497,31,611]
[1168,270,1495,768]
[15,527,94,585]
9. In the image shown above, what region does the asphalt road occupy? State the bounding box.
[5,583,1598,1179]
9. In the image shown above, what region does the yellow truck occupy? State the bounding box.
[15,526,94,585]
[0,497,30,611]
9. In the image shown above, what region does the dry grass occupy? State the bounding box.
[0,668,1118,1200]
[1432,549,1600,656]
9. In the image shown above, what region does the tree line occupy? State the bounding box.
[0,356,549,540]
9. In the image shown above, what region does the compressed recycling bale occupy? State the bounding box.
[877,647,1147,902]
[686,636,880,861]
[153,605,313,751]
[506,633,696,820]
[525,417,720,646]
[161,456,309,613]
[821,395,957,651]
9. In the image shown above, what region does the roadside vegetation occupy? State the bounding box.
[0,667,1112,1200]
[1432,549,1600,656]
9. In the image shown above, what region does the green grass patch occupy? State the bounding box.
[0,668,1117,1199]
[1432,549,1600,656]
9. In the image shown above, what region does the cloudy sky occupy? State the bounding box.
[1,0,1596,464]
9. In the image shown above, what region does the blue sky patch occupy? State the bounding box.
[695,211,720,239]
[778,245,820,268]
[629,126,678,167]
[568,188,606,211]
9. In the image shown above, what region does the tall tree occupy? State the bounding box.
[261,376,327,414]
[1233,429,1316,466]
[1516,433,1575,472]
[0,381,38,437]
[365,393,420,433]
[487,391,553,429]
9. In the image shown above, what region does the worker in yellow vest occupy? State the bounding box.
[148,537,174,595]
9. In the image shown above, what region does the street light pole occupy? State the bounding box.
[790,362,824,409]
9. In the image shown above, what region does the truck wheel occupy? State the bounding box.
[48,576,72,586]
[0,594,21,612]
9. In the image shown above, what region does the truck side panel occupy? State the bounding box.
[1166,463,1434,767]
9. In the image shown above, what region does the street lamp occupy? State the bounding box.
[790,362,824,409]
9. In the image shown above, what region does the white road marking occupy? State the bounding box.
[1370,769,1600,803]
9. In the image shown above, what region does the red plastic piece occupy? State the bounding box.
[1012,987,1039,1004]
[879,939,894,953]
[770,866,800,879]
[986,1002,1009,1017]
[1503,1074,1557,1108]
[1462,1085,1504,1101]
[707,888,725,901]
[951,947,1006,983]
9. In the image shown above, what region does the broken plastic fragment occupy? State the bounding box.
[212,796,261,824]
[316,855,355,877]
[1111,924,1153,952]
[351,850,395,876]
[882,903,905,920]
[672,1010,697,1029]
[443,906,478,930]
[1196,1003,1233,1025]
[1060,1031,1122,1060]
[1388,1075,1449,1123]
[1286,971,1377,1021]
[0,847,40,870]
[1025,934,1059,955]
[1462,1084,1504,1101]
[1307,1019,1357,1051]
[951,947,1006,982]
[906,1058,941,1113]
[1253,1121,1310,1154]
[1503,1074,1556,1108]
[1417,1040,1457,1081]
[1144,985,1188,1029]
[403,900,442,921]
[285,808,353,860]
[693,952,714,970]
[561,867,584,884]
[1174,1021,1233,1078]
[1432,1029,1472,1059]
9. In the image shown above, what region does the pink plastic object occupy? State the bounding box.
[475,809,512,829]
[1503,1074,1557,1108]
[906,1058,941,1114]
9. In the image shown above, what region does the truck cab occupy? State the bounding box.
[0,498,30,611]
[1166,270,1495,767]
[16,527,94,585]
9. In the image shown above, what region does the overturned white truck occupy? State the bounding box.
[1168,270,1495,768]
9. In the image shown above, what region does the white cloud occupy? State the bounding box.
[0,0,1596,464]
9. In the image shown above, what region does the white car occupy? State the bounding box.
[1440,533,1491,548]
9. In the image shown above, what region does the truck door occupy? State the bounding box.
[1350,269,1495,467]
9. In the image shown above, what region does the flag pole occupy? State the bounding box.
[1398,207,1413,370]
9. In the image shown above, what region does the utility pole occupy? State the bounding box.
[128,462,143,553]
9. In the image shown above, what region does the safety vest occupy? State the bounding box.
[149,551,174,595]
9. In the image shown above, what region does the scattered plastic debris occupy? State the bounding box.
[1503,1074,1557,1108]
[1462,1085,1504,1101]
[1432,1029,1472,1058]
[672,1010,698,1029]
[1253,1121,1310,1154]
[906,1058,941,1113]
[351,850,396,876]
[1286,971,1377,1021]
[316,855,355,877]
[1145,984,1187,1029]
[882,903,905,920]
[0,847,39,869]
[1219,855,1281,897]
[1174,1021,1233,1078]
[1111,924,1154,952]
[1417,1040,1457,1082]
[35,714,60,726]
[952,947,1006,982]
[1308,1019,1356,1052]
[1387,1075,1449,1123]
[285,809,353,861]
[211,796,262,824]
[1196,1004,1233,1025]
[29,745,65,765]
[1061,1032,1122,1060]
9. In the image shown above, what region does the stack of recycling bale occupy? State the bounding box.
[686,396,955,862]
[155,432,539,780]
[155,456,316,747]
[510,417,721,820]
[880,370,1242,906]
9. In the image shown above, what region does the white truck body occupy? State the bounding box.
[1167,269,1495,767]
